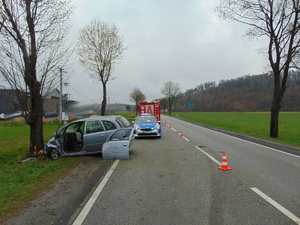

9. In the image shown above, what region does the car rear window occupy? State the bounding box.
[103,120,117,130]
[116,116,131,128]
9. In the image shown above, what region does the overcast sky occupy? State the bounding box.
[64,0,269,105]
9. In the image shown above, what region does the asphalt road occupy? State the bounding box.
[71,115,300,225]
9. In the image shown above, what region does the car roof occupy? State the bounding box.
[137,115,155,118]
[74,115,122,123]
[138,113,154,116]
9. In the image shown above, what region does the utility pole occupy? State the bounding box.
[59,68,63,123]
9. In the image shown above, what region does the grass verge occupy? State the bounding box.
[0,122,83,223]
[172,112,300,148]
[0,113,136,222]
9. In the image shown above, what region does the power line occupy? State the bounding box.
[67,84,99,102]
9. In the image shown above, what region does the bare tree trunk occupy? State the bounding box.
[270,100,280,138]
[135,101,138,114]
[269,70,288,138]
[101,83,107,116]
[168,104,172,115]
[29,112,44,154]
[27,80,44,154]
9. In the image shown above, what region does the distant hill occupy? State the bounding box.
[176,71,300,112]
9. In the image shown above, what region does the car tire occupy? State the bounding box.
[48,148,59,160]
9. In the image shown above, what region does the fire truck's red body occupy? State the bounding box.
[138,101,161,121]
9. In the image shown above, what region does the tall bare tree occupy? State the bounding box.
[0,0,74,155]
[129,87,146,113]
[161,81,181,115]
[216,0,300,138]
[77,18,126,116]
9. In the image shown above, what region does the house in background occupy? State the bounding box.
[43,89,61,118]
[0,90,22,120]
[0,89,19,114]
[0,88,77,121]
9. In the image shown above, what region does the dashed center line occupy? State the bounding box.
[194,145,221,166]
[251,188,300,224]
[165,119,300,224]
[182,136,190,142]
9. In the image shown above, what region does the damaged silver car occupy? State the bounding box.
[45,116,134,160]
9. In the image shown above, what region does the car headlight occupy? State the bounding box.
[155,125,160,130]
[135,125,140,130]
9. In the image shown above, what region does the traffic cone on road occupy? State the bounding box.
[218,153,232,171]
[179,129,184,137]
[169,124,173,128]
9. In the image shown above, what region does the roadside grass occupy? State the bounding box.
[0,122,83,223]
[0,113,135,222]
[117,111,136,123]
[172,112,300,148]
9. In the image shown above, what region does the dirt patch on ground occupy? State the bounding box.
[3,156,114,225]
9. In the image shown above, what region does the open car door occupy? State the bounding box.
[102,128,135,160]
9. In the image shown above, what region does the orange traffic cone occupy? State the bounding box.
[218,153,232,171]
[179,129,184,137]
[169,124,173,128]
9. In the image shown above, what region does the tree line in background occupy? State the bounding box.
[175,71,300,112]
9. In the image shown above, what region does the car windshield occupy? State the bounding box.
[136,116,157,123]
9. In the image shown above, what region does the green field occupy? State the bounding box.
[172,112,300,148]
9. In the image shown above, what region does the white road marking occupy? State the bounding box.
[163,117,300,223]
[195,144,300,224]
[72,160,120,225]
[183,136,190,142]
[251,187,300,224]
[165,116,300,159]
[194,145,221,166]
[166,123,176,132]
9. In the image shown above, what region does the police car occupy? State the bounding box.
[133,114,161,138]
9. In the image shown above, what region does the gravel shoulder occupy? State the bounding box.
[3,156,114,225]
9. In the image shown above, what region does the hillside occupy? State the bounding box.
[176,71,300,112]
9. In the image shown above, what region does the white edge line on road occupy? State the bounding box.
[169,117,300,159]
[72,160,120,225]
[171,127,176,132]
[251,187,300,224]
[194,145,221,166]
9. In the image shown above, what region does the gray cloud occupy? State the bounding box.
[65,0,268,104]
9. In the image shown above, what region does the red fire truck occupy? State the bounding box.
[138,101,161,121]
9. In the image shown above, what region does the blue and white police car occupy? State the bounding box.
[133,114,161,138]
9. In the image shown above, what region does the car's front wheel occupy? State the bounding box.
[48,148,59,160]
